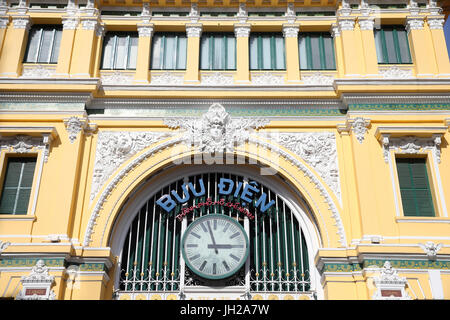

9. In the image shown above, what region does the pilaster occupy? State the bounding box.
[234,23,251,83]
[357,16,379,77]
[283,23,300,83]
[184,23,202,83]
[135,23,154,84]
[427,15,450,76]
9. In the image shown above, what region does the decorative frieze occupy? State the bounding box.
[21,65,56,78]
[201,72,234,86]
[90,131,174,201]
[0,134,53,163]
[379,66,414,79]
[164,103,269,154]
[302,72,335,86]
[380,134,443,163]
[101,71,134,85]
[251,72,285,85]
[150,72,184,85]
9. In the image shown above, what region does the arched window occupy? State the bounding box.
[116,172,313,299]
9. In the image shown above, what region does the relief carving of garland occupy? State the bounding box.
[85,104,345,247]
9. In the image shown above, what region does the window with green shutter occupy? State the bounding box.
[396,158,435,217]
[249,33,285,70]
[24,25,63,64]
[200,33,236,70]
[0,157,37,215]
[101,32,139,70]
[374,26,412,64]
[151,32,187,70]
[298,32,336,70]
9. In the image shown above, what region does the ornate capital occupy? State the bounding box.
[137,23,154,37]
[330,23,340,37]
[406,16,424,33]
[358,17,375,31]
[282,24,299,38]
[12,16,31,30]
[63,116,91,144]
[81,17,99,31]
[338,18,355,32]
[234,23,251,38]
[186,23,202,38]
[62,16,79,30]
[427,16,445,30]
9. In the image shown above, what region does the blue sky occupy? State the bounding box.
[446,18,450,58]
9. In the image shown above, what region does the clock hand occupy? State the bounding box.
[207,244,245,249]
[206,221,219,254]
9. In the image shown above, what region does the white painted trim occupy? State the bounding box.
[428,270,444,299]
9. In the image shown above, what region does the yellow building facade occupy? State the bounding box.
[0,0,450,300]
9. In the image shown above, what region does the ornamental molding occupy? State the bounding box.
[101,71,134,85]
[372,261,410,300]
[16,260,56,300]
[285,3,296,24]
[302,72,335,86]
[0,16,9,29]
[418,241,443,260]
[0,134,53,162]
[164,103,269,154]
[63,116,96,144]
[273,132,341,201]
[330,24,340,37]
[90,131,174,202]
[427,1,442,15]
[21,65,56,78]
[338,117,371,144]
[188,2,199,23]
[186,24,202,38]
[251,72,285,85]
[380,134,443,163]
[236,2,248,23]
[81,18,99,31]
[201,72,234,86]
[150,72,184,85]
[379,66,414,79]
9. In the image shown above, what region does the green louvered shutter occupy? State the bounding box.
[0,157,36,215]
[396,158,435,217]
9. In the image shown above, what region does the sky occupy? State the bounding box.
[446,18,450,58]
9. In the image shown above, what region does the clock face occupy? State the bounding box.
[181,214,249,280]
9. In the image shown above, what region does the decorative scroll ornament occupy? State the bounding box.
[302,72,335,86]
[21,65,55,78]
[90,131,173,201]
[63,116,88,143]
[151,72,184,85]
[0,240,10,254]
[0,134,52,162]
[372,261,410,300]
[16,260,56,300]
[101,71,134,85]
[251,72,285,85]
[164,103,269,154]
[274,132,341,200]
[381,135,442,163]
[419,241,443,260]
[351,117,370,143]
[379,66,414,79]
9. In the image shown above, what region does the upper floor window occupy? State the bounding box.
[298,32,336,70]
[250,33,285,70]
[101,32,139,70]
[151,32,187,70]
[24,25,62,64]
[375,26,412,64]
[396,157,435,217]
[200,32,236,70]
[0,157,37,215]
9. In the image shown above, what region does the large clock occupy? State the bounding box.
[181,214,249,280]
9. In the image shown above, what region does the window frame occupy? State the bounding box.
[298,32,336,71]
[0,155,38,215]
[200,32,236,71]
[101,31,139,71]
[150,32,188,71]
[23,24,63,64]
[374,25,412,65]
[395,156,436,217]
[249,32,286,71]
